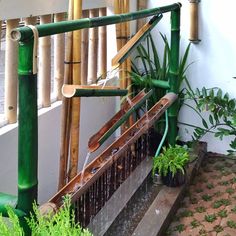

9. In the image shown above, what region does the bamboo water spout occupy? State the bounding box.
[62,84,128,97]
[47,93,177,208]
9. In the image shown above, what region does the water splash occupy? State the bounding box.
[80,152,91,185]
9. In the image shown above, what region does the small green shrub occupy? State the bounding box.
[0,206,24,236]
[204,214,217,223]
[153,145,189,177]
[0,196,92,236]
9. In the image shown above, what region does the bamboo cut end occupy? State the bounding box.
[62,84,123,98]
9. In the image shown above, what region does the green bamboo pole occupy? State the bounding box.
[17,37,38,234]
[168,7,181,146]
[11,3,181,42]
[66,88,128,97]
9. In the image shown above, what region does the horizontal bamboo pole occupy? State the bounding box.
[11,3,182,42]
[54,13,65,100]
[63,88,128,98]
[62,84,122,97]
[5,19,20,124]
[112,14,163,67]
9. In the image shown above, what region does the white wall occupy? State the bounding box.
[147,0,236,154]
[0,98,117,204]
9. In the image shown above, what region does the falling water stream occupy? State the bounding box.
[80,152,91,185]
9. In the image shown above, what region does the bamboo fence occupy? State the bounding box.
[4,19,19,123]
[54,13,65,100]
[39,14,52,107]
[68,0,83,181]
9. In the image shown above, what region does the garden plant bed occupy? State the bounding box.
[165,152,236,236]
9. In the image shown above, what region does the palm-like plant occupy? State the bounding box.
[130,33,191,132]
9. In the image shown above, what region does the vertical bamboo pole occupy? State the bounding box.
[137,0,147,30]
[168,8,180,146]
[58,0,74,190]
[54,13,65,100]
[4,19,20,123]
[24,16,37,26]
[98,8,107,80]
[68,0,82,181]
[0,21,2,51]
[17,36,38,235]
[81,10,89,85]
[189,0,200,43]
[87,9,99,84]
[39,15,52,107]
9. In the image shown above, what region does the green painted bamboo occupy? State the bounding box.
[17,38,38,235]
[0,193,26,217]
[151,80,170,89]
[11,3,181,42]
[168,8,181,146]
[97,90,153,149]
[70,88,128,97]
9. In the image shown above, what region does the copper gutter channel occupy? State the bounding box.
[88,89,153,152]
[48,93,177,208]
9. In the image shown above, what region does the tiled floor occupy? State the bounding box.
[165,155,236,236]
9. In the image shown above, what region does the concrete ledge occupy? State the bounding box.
[132,142,207,236]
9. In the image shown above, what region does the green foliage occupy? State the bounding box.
[130,33,191,133]
[27,195,92,236]
[0,196,92,236]
[227,220,236,228]
[0,206,24,236]
[184,87,236,155]
[204,214,217,223]
[152,145,189,177]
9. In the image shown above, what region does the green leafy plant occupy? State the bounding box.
[218,209,228,218]
[152,145,189,177]
[182,87,236,155]
[195,206,206,213]
[227,220,236,229]
[0,196,92,236]
[130,33,191,133]
[204,213,217,223]
[0,206,24,236]
[27,195,92,236]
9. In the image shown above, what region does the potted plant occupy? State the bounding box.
[152,145,190,187]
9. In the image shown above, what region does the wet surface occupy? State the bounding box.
[105,174,161,236]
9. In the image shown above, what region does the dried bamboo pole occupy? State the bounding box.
[81,10,89,85]
[137,0,147,30]
[58,0,74,190]
[68,0,82,181]
[39,14,52,107]
[4,19,20,123]
[87,9,99,84]
[24,16,37,26]
[0,21,2,50]
[98,8,107,80]
[189,0,200,43]
[54,13,65,100]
